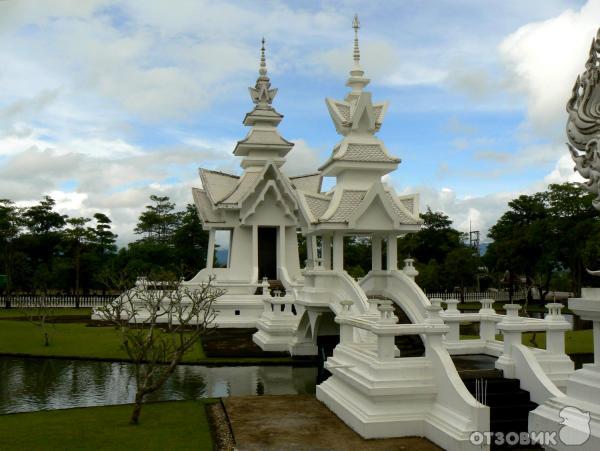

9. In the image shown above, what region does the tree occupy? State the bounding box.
[65,217,92,306]
[23,295,54,347]
[485,183,600,299]
[171,205,208,279]
[485,193,550,301]
[96,274,223,424]
[398,208,472,292]
[443,247,480,299]
[19,196,66,292]
[0,200,21,306]
[134,195,179,242]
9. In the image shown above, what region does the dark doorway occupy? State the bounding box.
[258,227,278,280]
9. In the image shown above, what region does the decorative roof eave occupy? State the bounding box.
[347,183,400,228]
[296,191,318,224]
[191,188,226,226]
[199,168,240,205]
[218,161,298,211]
[242,108,283,127]
[303,221,421,234]
[289,172,323,194]
[240,180,297,224]
[318,158,399,175]
[397,192,420,217]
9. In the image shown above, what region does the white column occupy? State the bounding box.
[386,234,397,271]
[594,321,600,364]
[308,235,317,268]
[251,225,258,282]
[307,235,317,268]
[278,225,286,278]
[322,235,332,270]
[206,229,215,270]
[333,232,344,271]
[372,234,382,271]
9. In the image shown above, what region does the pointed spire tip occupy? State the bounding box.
[352,14,360,64]
[259,37,267,76]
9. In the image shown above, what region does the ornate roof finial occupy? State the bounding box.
[248,38,277,107]
[353,14,360,65]
[260,37,267,76]
[346,14,369,94]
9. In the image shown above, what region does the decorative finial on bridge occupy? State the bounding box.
[353,14,360,65]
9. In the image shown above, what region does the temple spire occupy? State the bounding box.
[259,37,267,76]
[249,38,277,107]
[353,14,360,65]
[346,14,369,94]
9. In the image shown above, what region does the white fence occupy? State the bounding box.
[424,290,528,302]
[0,295,117,308]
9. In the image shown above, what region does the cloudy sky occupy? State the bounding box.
[0,0,597,245]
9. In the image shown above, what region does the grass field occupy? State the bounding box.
[460,329,593,354]
[0,400,214,450]
[0,320,293,364]
[0,308,92,318]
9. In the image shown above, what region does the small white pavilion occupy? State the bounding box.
[187,40,321,325]
[296,15,421,275]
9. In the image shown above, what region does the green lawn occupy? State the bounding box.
[0,308,92,318]
[0,320,206,362]
[460,329,594,354]
[0,400,214,450]
[0,320,293,364]
[522,329,594,355]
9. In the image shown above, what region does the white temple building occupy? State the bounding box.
[100,17,600,451]
[186,39,321,326]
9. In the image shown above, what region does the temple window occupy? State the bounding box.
[214,229,232,268]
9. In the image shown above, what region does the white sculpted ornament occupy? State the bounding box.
[569,27,600,276]
[568,28,600,209]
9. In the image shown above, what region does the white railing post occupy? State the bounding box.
[496,304,523,377]
[443,298,460,341]
[479,298,497,341]
[339,300,355,345]
[376,300,398,360]
[545,303,568,356]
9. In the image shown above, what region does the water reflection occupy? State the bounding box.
[0,357,317,414]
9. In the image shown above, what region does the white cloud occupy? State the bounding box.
[398,184,517,240]
[499,0,600,138]
[543,153,586,185]
[283,140,324,176]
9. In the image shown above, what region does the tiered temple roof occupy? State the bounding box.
[295,15,421,232]
[193,40,322,227]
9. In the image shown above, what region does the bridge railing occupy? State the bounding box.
[260,278,297,317]
[436,298,502,343]
[336,299,448,360]
[327,299,490,442]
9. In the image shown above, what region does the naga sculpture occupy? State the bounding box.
[568,28,600,209]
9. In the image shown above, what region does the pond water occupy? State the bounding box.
[0,357,317,414]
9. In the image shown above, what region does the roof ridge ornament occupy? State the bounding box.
[249,38,277,107]
[353,14,360,65]
[260,37,267,76]
[346,14,369,94]
[568,27,600,210]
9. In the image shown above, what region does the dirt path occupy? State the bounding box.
[223,394,442,451]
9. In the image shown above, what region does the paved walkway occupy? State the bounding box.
[223,395,442,451]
